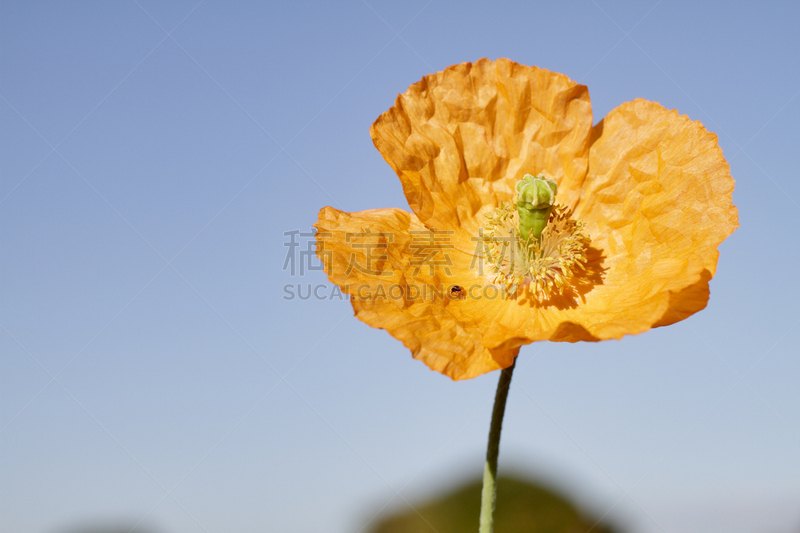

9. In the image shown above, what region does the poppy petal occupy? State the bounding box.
[314,206,518,380]
[485,99,739,345]
[370,58,593,234]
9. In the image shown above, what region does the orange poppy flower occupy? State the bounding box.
[314,58,738,381]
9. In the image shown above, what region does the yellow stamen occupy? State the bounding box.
[481,202,590,300]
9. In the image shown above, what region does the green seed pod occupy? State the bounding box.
[515,174,557,242]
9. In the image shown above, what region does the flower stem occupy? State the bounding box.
[478,358,516,533]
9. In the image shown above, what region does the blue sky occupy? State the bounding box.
[1,1,799,532]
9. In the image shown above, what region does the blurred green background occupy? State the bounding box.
[368,476,620,533]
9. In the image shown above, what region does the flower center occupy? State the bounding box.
[481,175,590,300]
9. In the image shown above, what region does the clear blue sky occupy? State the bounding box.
[2,1,799,533]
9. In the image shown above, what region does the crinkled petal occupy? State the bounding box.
[486,99,738,346]
[370,58,593,234]
[314,206,518,380]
